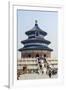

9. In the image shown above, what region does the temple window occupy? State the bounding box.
[44,54,46,57]
[36,54,39,57]
[28,54,31,57]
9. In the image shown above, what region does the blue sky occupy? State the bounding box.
[17,9,58,59]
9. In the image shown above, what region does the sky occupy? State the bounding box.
[17,9,58,59]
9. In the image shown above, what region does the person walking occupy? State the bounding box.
[49,70,52,78]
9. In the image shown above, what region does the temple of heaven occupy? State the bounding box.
[19,20,53,58]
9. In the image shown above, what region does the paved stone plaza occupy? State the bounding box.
[19,73,58,80]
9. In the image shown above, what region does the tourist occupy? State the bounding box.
[49,70,52,78]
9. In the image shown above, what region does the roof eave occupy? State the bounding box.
[18,48,53,52]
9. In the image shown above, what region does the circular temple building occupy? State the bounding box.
[19,20,53,58]
[17,20,54,77]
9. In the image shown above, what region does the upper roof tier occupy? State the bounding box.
[25,20,47,36]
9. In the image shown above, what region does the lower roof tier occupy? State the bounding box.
[19,45,53,51]
[21,38,51,45]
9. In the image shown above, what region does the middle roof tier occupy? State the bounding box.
[21,38,51,45]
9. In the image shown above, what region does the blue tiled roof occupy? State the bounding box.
[19,20,53,52]
[19,45,53,51]
[21,38,51,45]
[25,22,47,36]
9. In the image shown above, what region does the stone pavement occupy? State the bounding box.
[19,73,58,80]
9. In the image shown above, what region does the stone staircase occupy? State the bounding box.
[17,57,52,79]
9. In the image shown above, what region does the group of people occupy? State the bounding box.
[37,56,52,78]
